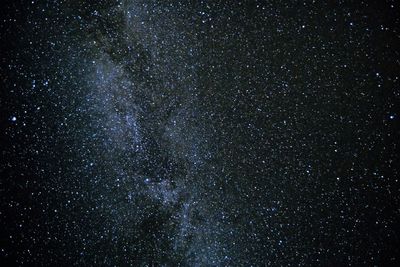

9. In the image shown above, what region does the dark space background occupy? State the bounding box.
[1,0,400,266]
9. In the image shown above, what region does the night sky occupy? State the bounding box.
[1,0,400,266]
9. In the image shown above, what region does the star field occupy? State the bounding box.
[1,1,400,266]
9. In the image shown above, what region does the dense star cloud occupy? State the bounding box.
[1,1,399,266]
